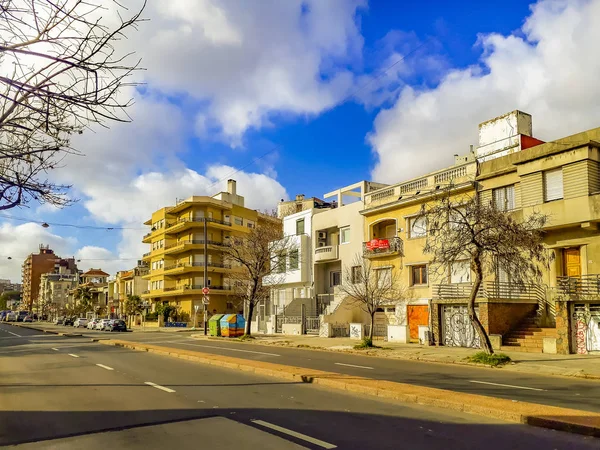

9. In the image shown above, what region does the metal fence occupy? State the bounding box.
[364,324,387,340]
[331,324,349,337]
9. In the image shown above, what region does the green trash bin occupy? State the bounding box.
[208,314,224,336]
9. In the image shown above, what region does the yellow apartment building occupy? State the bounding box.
[141,180,265,322]
[360,155,478,342]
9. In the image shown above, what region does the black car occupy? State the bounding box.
[63,317,74,326]
[106,319,127,332]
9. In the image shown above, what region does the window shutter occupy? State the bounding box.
[544,169,563,201]
[493,188,506,210]
[505,185,515,210]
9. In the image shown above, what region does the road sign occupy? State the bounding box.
[202,287,210,295]
[194,305,200,312]
[202,295,210,305]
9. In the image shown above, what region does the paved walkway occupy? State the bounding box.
[191,333,600,380]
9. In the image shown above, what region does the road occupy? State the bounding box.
[1,323,598,449]
[43,323,600,414]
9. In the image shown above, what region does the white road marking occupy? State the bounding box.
[172,341,280,357]
[68,354,79,358]
[334,362,374,370]
[6,330,21,337]
[144,381,175,393]
[51,348,59,351]
[252,420,337,449]
[469,380,546,391]
[96,364,114,371]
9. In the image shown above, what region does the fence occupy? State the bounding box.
[331,324,349,337]
[433,281,545,302]
[364,324,387,340]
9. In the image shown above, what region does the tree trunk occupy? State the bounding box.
[245,299,255,336]
[369,311,375,341]
[469,253,494,354]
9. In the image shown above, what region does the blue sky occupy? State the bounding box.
[1,0,600,281]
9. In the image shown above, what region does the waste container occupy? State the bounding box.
[208,314,224,336]
[220,314,246,337]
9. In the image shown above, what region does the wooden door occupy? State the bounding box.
[407,305,429,340]
[564,248,581,277]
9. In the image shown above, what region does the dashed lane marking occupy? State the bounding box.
[251,420,337,449]
[144,381,175,393]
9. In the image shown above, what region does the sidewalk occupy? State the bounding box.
[191,333,600,380]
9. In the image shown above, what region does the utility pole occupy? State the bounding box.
[203,216,208,335]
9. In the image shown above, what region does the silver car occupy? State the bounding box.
[95,319,111,331]
[87,318,99,329]
[73,318,88,328]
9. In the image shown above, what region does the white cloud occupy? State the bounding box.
[0,223,77,282]
[369,0,600,183]
[74,246,130,278]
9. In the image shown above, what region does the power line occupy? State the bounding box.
[0,254,141,262]
[0,213,145,230]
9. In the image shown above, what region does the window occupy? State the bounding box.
[376,268,392,289]
[234,216,243,226]
[276,253,286,273]
[351,266,362,284]
[288,249,299,270]
[450,261,471,284]
[544,168,564,202]
[296,218,305,235]
[493,185,515,211]
[408,216,426,238]
[330,271,341,287]
[411,265,428,286]
[340,227,350,244]
[247,220,255,229]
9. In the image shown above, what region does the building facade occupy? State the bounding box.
[38,272,78,318]
[113,262,149,318]
[21,245,59,311]
[141,179,267,322]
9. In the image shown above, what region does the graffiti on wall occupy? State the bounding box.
[573,304,600,354]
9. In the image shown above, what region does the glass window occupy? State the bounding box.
[450,261,471,284]
[296,218,305,235]
[234,216,243,226]
[493,185,515,211]
[544,168,564,202]
[376,268,391,289]
[288,249,299,270]
[408,216,426,238]
[276,253,286,273]
[330,271,341,287]
[411,265,428,285]
[340,227,350,244]
[351,266,362,284]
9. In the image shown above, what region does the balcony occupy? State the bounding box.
[163,261,232,275]
[141,285,233,298]
[433,281,545,302]
[164,239,229,255]
[557,275,600,300]
[164,217,232,234]
[362,237,403,258]
[314,245,339,263]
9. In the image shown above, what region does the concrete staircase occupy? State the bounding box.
[500,316,557,353]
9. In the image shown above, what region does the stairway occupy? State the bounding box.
[500,316,557,353]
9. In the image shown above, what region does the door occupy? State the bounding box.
[564,248,581,277]
[441,305,480,348]
[407,305,429,340]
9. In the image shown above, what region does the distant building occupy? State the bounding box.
[113,261,149,318]
[21,245,60,311]
[0,279,21,294]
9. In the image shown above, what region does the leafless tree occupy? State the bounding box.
[0,0,145,210]
[419,189,551,354]
[222,212,295,336]
[338,254,405,342]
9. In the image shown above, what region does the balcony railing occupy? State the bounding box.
[362,237,403,258]
[142,251,151,257]
[165,217,232,231]
[163,261,231,271]
[164,239,228,250]
[314,245,338,263]
[433,281,545,302]
[185,285,232,291]
[557,275,600,298]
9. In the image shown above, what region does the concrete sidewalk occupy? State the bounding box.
[191,334,600,380]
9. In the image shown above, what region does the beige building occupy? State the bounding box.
[38,272,78,318]
[113,262,149,318]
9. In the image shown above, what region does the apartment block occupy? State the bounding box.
[38,272,78,317]
[141,179,272,322]
[113,262,149,318]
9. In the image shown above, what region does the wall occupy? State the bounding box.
[478,301,536,335]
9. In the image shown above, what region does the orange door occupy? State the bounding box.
[564,248,581,277]
[407,305,429,340]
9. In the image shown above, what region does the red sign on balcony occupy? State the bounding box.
[366,239,390,250]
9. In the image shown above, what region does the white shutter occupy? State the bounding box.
[450,261,471,283]
[544,169,563,201]
[493,188,506,210]
[505,185,515,210]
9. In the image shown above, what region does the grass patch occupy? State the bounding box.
[467,351,511,367]
[238,334,256,341]
[353,337,381,350]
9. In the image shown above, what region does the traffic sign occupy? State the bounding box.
[202,295,210,305]
[202,287,210,295]
[194,305,200,312]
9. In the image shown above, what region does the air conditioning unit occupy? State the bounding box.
[318,242,326,248]
[318,231,327,240]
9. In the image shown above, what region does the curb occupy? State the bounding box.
[188,334,600,381]
[7,323,82,338]
[100,339,600,438]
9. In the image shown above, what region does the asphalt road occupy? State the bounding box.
[1,322,598,449]
[52,325,600,414]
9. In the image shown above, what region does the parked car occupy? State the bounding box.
[0,311,8,321]
[16,311,29,322]
[87,318,99,330]
[23,315,34,322]
[73,318,88,328]
[55,317,65,325]
[106,319,127,332]
[63,317,74,326]
[95,319,111,331]
[5,312,17,322]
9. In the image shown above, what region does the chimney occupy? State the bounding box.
[227,179,236,196]
[295,194,305,202]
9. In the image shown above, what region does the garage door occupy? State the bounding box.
[441,305,480,348]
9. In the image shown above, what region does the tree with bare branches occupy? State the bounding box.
[419,189,551,354]
[0,0,145,210]
[338,254,405,343]
[222,213,293,336]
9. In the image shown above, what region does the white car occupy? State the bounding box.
[5,312,17,322]
[87,318,99,329]
[73,318,88,328]
[95,319,111,331]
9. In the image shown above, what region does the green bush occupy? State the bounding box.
[238,334,255,341]
[354,337,380,349]
[468,352,511,367]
